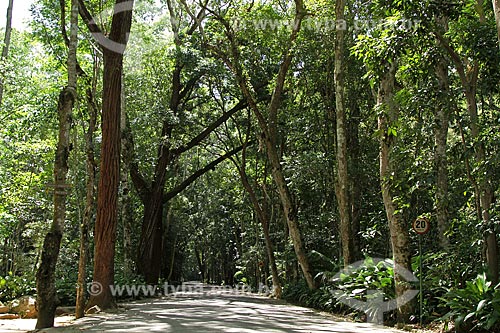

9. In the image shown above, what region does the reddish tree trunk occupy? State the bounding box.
[137,191,165,284]
[86,51,123,309]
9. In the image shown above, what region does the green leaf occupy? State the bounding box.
[464,312,476,322]
[477,299,488,312]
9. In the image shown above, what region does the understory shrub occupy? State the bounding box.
[284,257,399,322]
[0,272,35,302]
[439,273,500,332]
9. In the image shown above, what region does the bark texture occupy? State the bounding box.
[493,0,500,48]
[334,0,354,266]
[434,53,450,249]
[80,0,135,310]
[377,62,415,323]
[35,0,77,328]
[86,51,123,309]
[36,85,75,328]
[75,75,98,319]
[0,0,14,107]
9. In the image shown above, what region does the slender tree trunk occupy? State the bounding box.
[377,62,415,323]
[434,54,450,249]
[334,0,354,266]
[464,87,499,284]
[349,104,362,259]
[263,138,315,289]
[0,0,14,107]
[215,0,316,289]
[493,0,500,48]
[232,152,282,298]
[120,78,133,280]
[436,7,498,282]
[75,79,98,319]
[35,0,78,328]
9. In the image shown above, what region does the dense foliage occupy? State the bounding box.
[0,0,499,331]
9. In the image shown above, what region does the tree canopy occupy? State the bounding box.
[0,0,499,331]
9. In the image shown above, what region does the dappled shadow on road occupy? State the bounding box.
[39,289,402,332]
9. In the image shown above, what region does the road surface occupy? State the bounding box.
[1,284,407,333]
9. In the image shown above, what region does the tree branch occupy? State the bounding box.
[434,31,467,85]
[171,100,247,156]
[78,0,103,36]
[122,114,151,202]
[164,143,252,202]
[60,0,71,47]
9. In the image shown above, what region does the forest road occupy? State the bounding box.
[3,284,407,333]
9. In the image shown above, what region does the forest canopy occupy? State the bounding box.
[0,0,500,331]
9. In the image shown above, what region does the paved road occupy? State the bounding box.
[1,285,407,333]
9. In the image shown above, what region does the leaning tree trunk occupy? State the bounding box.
[377,62,415,323]
[220,0,316,290]
[264,138,316,289]
[0,0,14,107]
[233,152,282,298]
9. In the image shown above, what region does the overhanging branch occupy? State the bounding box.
[171,100,247,156]
[163,142,253,203]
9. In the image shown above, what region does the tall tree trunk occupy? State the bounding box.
[434,53,450,249]
[349,104,362,259]
[120,78,133,280]
[137,191,165,284]
[377,62,415,323]
[0,0,14,107]
[465,0,497,284]
[75,77,98,319]
[464,87,499,284]
[263,137,315,289]
[86,51,123,309]
[81,0,134,310]
[436,6,498,283]
[231,148,282,298]
[493,0,500,48]
[35,0,78,328]
[334,0,354,266]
